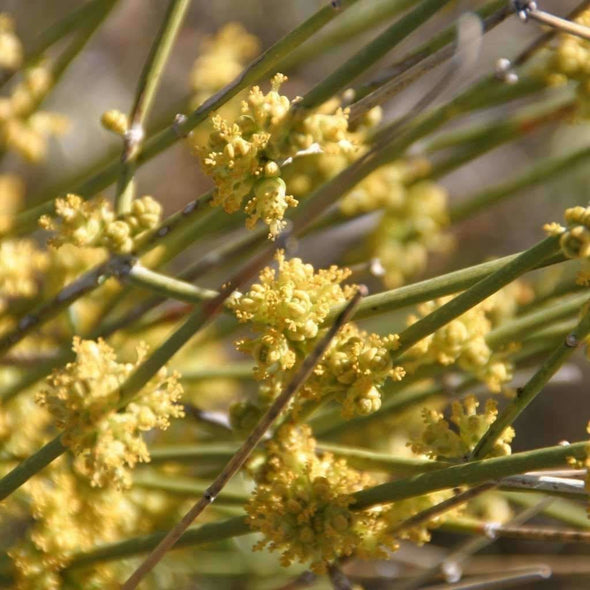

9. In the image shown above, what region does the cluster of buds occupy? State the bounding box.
[410,395,515,460]
[39,193,162,253]
[193,74,361,238]
[246,424,390,573]
[301,323,405,418]
[229,251,404,418]
[36,338,184,489]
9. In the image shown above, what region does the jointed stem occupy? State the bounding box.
[114,0,191,214]
[472,308,590,459]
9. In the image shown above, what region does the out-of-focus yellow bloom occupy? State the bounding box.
[0,64,69,162]
[0,14,23,70]
[190,22,260,109]
[0,173,24,233]
[36,338,184,489]
[544,9,590,114]
[0,238,48,301]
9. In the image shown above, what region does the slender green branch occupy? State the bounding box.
[451,144,590,223]
[67,515,251,569]
[486,292,590,349]
[66,441,590,568]
[127,264,217,304]
[132,472,249,504]
[298,0,453,110]
[316,442,448,474]
[348,1,511,120]
[390,236,561,360]
[0,435,66,501]
[352,0,507,102]
[11,0,363,235]
[352,440,589,510]
[279,0,415,71]
[328,253,565,323]
[472,308,590,460]
[114,0,191,214]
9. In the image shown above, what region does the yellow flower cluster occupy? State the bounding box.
[7,458,139,589]
[544,9,590,112]
[193,74,358,238]
[0,64,69,162]
[36,337,184,489]
[301,323,405,418]
[190,22,261,109]
[405,294,514,392]
[410,395,514,460]
[246,424,391,573]
[39,193,162,253]
[0,13,23,70]
[229,251,403,418]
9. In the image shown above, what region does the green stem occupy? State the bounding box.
[348,1,511,118]
[486,292,590,348]
[451,144,590,223]
[298,0,453,109]
[11,0,363,235]
[0,435,65,501]
[132,472,249,504]
[66,515,251,569]
[328,252,565,325]
[352,0,507,101]
[114,0,191,214]
[66,441,590,567]
[352,440,589,510]
[427,99,577,181]
[316,442,448,474]
[370,75,545,162]
[279,0,416,72]
[390,236,561,360]
[472,308,590,460]
[127,264,217,304]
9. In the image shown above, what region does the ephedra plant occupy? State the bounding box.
[3,0,590,587]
